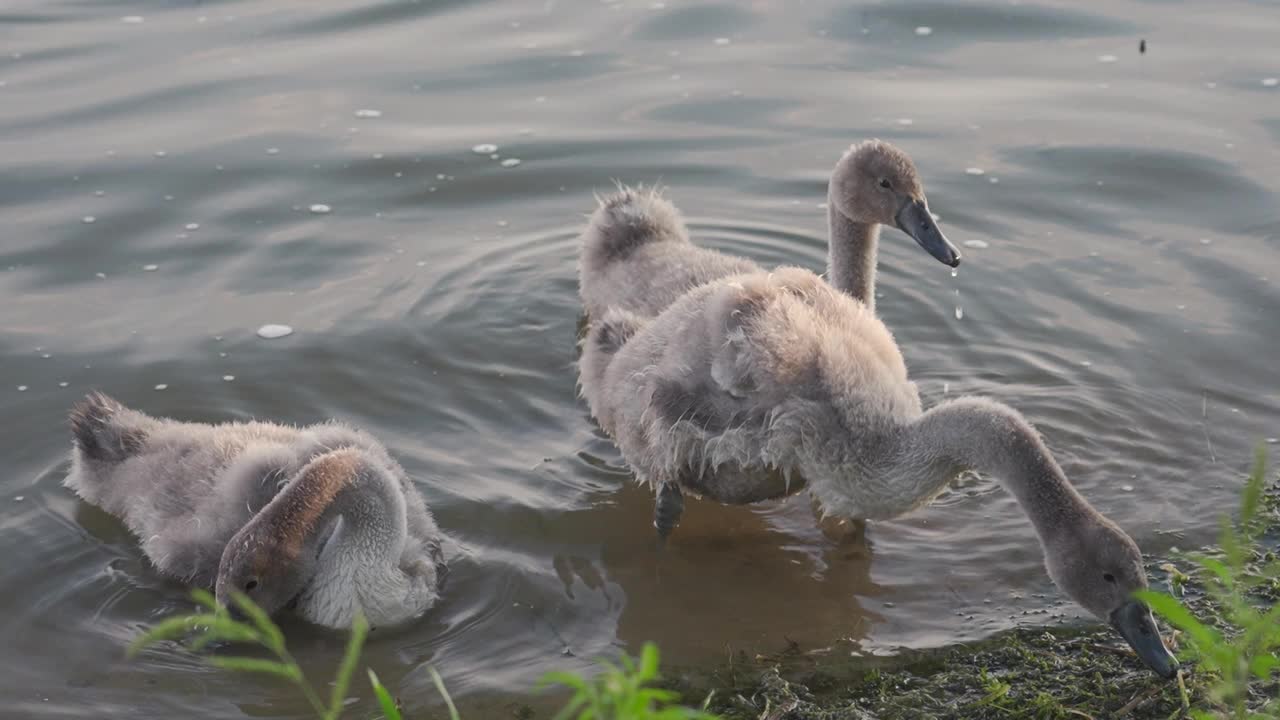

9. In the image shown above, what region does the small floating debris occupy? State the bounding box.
[1139,39,1146,54]
[143,264,159,271]
[256,324,294,339]
[962,239,990,249]
[308,204,332,214]
[714,37,730,45]
[354,109,383,118]
[184,223,199,231]
[1264,78,1279,88]
[965,167,985,176]
[121,15,144,23]
[500,158,522,168]
[222,375,235,382]
[153,384,168,391]
[1097,54,1118,63]
[472,143,499,154]
[82,216,96,224]
[914,26,932,36]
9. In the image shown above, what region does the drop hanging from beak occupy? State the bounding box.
[895,199,961,268]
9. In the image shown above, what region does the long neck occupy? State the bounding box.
[896,397,1094,543]
[826,189,881,310]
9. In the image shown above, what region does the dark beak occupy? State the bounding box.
[896,199,961,268]
[1111,600,1179,679]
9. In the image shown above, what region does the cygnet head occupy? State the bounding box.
[215,515,319,618]
[1046,515,1179,678]
[830,139,961,267]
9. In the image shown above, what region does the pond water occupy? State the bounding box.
[1,0,1277,716]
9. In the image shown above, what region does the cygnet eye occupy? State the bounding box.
[879,179,892,189]
[245,579,259,591]
[1103,573,1116,583]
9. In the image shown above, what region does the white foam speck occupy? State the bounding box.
[354,109,383,118]
[153,384,168,391]
[954,306,963,320]
[94,190,105,197]
[82,216,96,224]
[185,223,200,231]
[121,15,144,23]
[1199,237,1213,245]
[714,37,730,45]
[1121,484,1134,492]
[266,147,280,155]
[988,177,999,184]
[500,158,522,168]
[416,260,426,267]
[1080,360,1092,367]
[256,324,294,339]
[16,385,27,392]
[95,272,106,279]
[1266,438,1278,444]
[14,495,24,502]
[943,382,949,394]
[222,375,235,382]
[309,204,332,214]
[965,167,985,175]
[1097,54,1118,63]
[963,239,990,249]
[914,26,932,36]
[1263,78,1278,87]
[896,118,913,126]
[58,381,68,388]
[472,143,499,154]
[153,150,167,158]
[143,264,159,271]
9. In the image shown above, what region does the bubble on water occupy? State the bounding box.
[143,264,159,271]
[472,143,499,154]
[185,223,200,231]
[354,109,383,118]
[915,26,932,36]
[256,324,294,339]
[1263,78,1278,87]
[965,167,985,175]
[309,204,332,214]
[963,239,989,249]
[82,216,96,224]
[896,118,913,126]
[121,15,144,23]
[954,306,963,320]
[153,384,168,391]
[500,158,522,168]
[222,375,235,382]
[714,37,731,45]
[1097,54,1118,63]
[16,385,27,392]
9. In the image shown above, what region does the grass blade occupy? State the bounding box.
[206,655,302,681]
[1136,591,1222,651]
[228,591,287,655]
[325,611,369,720]
[368,669,403,720]
[428,666,461,720]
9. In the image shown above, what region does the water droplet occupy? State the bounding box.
[309,204,332,214]
[153,384,168,391]
[354,109,383,118]
[1097,54,1118,63]
[143,264,159,271]
[950,268,958,278]
[915,26,933,36]
[500,158,522,168]
[256,324,294,339]
[472,143,499,154]
[962,239,989,249]
[82,215,96,224]
[185,223,200,231]
[222,375,235,382]
[965,167,985,175]
[954,306,963,320]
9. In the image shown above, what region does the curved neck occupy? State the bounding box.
[897,398,1093,543]
[826,190,880,310]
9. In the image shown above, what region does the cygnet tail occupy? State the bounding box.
[69,392,148,463]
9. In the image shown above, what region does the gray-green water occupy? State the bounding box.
[1,0,1277,717]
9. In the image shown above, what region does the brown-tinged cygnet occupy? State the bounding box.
[574,140,1176,678]
[64,392,444,629]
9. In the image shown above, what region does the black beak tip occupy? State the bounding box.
[946,253,961,268]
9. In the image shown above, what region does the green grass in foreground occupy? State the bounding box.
[130,449,1278,719]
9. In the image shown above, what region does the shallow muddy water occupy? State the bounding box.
[1,0,1278,716]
